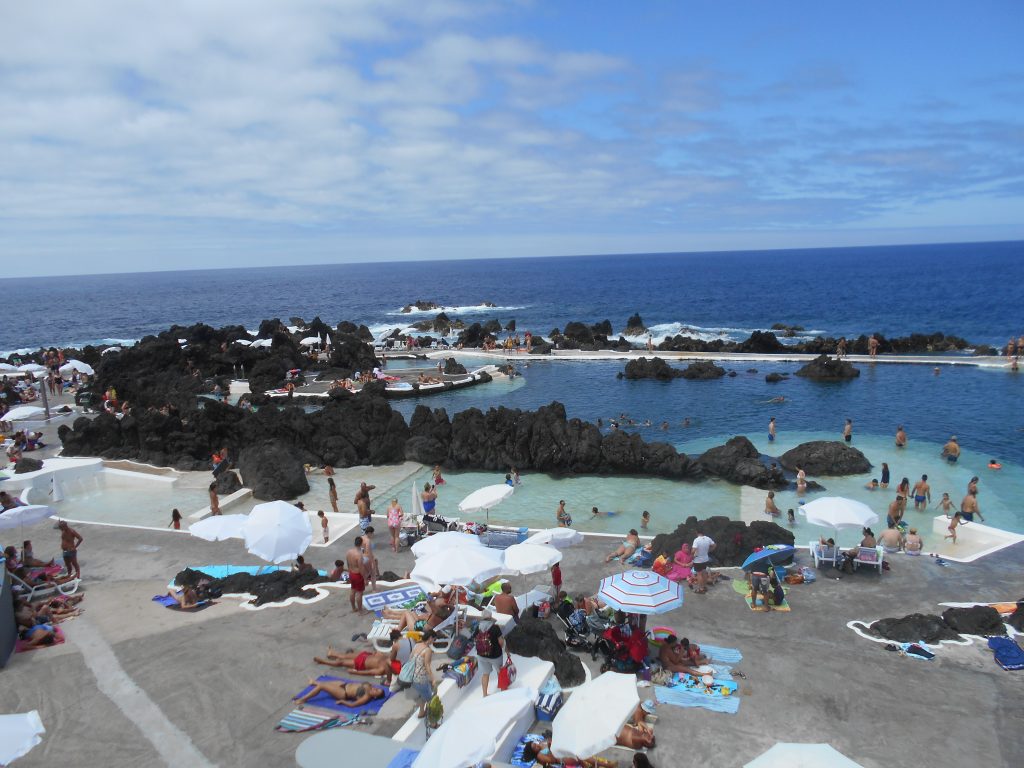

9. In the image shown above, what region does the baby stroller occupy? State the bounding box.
[593,625,648,673]
[556,611,597,654]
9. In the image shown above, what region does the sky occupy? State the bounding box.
[1,0,1023,276]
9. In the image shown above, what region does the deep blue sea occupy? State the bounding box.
[3,240,1023,534]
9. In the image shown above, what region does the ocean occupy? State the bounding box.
[3,239,1022,537]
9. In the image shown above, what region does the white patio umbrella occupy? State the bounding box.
[0,362,17,372]
[0,504,56,530]
[189,514,247,542]
[299,336,320,346]
[597,570,684,615]
[410,547,504,589]
[232,339,253,346]
[524,527,585,548]
[3,405,46,421]
[242,501,312,564]
[410,531,485,559]
[59,359,94,376]
[458,483,514,522]
[0,711,45,765]
[551,672,639,759]
[744,743,864,768]
[799,497,879,531]
[17,363,48,374]
[251,338,274,348]
[503,542,562,575]
[413,686,537,768]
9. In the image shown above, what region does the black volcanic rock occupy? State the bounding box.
[621,357,683,380]
[795,354,860,380]
[529,342,553,355]
[779,441,871,475]
[175,567,329,607]
[215,469,243,495]
[623,313,647,336]
[650,516,795,566]
[698,436,787,489]
[941,606,1005,636]
[735,331,786,353]
[765,372,788,383]
[327,333,379,379]
[442,358,467,375]
[237,439,310,500]
[505,618,585,686]
[869,614,961,644]
[680,361,726,380]
[14,457,43,474]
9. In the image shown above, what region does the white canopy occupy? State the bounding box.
[243,501,312,564]
[299,336,321,346]
[744,743,864,768]
[232,339,253,346]
[0,711,45,766]
[799,497,880,530]
[17,363,48,374]
[410,531,484,559]
[251,338,274,348]
[458,484,514,515]
[551,672,639,759]
[59,359,94,376]
[524,527,584,548]
[412,686,537,768]
[3,405,46,421]
[0,363,17,372]
[101,347,121,355]
[0,504,56,531]
[410,547,504,589]
[502,542,562,575]
[189,514,248,542]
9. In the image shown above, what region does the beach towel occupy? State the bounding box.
[289,676,394,716]
[510,733,544,767]
[385,749,419,768]
[275,706,362,733]
[694,644,743,664]
[654,682,740,714]
[988,637,1024,671]
[15,626,65,653]
[151,594,213,611]
[744,593,791,612]
[363,585,427,614]
[886,642,935,660]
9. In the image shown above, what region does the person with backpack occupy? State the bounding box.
[473,609,505,697]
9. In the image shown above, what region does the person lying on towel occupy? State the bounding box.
[167,587,199,609]
[313,639,402,684]
[293,679,387,708]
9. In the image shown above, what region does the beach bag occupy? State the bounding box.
[447,633,472,660]
[799,566,816,583]
[498,654,517,691]
[396,653,418,689]
[652,555,670,576]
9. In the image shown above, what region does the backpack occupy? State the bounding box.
[447,634,473,660]
[475,628,494,656]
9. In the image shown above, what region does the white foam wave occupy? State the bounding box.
[622,322,829,347]
[386,304,526,317]
[2,338,139,358]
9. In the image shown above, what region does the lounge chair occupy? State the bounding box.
[853,545,884,573]
[9,571,81,602]
[809,540,839,569]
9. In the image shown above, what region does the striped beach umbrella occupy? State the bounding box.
[597,570,683,615]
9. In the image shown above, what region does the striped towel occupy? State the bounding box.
[276,705,343,733]
[700,644,743,663]
[655,685,740,714]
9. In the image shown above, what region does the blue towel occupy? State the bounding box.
[385,748,419,768]
[152,594,178,607]
[151,594,211,611]
[988,637,1024,671]
[292,676,394,716]
[700,644,743,663]
[363,585,427,613]
[655,684,740,714]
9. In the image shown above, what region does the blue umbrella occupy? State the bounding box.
[741,544,796,572]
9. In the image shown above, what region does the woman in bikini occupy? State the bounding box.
[293,679,387,708]
[605,529,640,563]
[328,477,339,513]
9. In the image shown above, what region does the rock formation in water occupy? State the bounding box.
[620,357,684,380]
[779,441,870,475]
[795,354,860,380]
[698,436,787,489]
[650,516,795,566]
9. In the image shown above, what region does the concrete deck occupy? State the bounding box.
[3,519,1022,768]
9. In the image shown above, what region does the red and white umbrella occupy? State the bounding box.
[597,570,683,615]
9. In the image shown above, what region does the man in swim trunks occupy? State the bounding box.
[877,522,903,554]
[887,497,903,527]
[843,419,853,442]
[293,678,387,707]
[346,537,367,614]
[768,417,776,442]
[868,334,879,358]
[912,474,931,510]
[58,521,83,579]
[355,482,376,531]
[314,641,402,683]
[556,500,572,527]
[941,436,960,463]
[960,493,984,523]
[895,425,907,448]
[691,528,715,593]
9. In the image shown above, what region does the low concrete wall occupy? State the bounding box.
[0,563,16,668]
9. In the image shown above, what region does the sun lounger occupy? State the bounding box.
[9,571,80,602]
[809,541,839,568]
[853,545,884,573]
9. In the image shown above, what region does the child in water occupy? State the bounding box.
[641,510,650,530]
[432,465,445,485]
[935,493,956,517]
[787,508,795,526]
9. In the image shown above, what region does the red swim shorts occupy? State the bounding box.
[350,573,366,593]
[354,651,370,671]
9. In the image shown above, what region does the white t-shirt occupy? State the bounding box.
[692,535,715,564]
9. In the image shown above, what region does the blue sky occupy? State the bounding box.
[1,0,1022,276]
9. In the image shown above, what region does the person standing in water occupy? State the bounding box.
[209,482,220,515]
[912,475,931,511]
[941,436,960,464]
[843,419,853,443]
[768,417,776,443]
[880,462,890,488]
[895,425,907,448]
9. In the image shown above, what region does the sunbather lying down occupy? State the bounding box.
[381,602,453,633]
[293,679,387,708]
[167,587,199,609]
[522,740,618,767]
[616,702,656,749]
[314,646,401,681]
[605,530,641,563]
